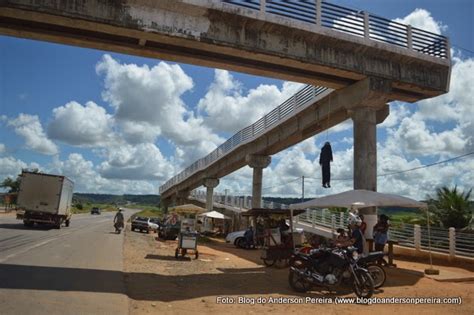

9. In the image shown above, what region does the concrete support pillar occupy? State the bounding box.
[246,154,271,209]
[161,198,170,213]
[203,178,219,212]
[352,107,378,239]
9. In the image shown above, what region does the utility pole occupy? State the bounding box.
[301,176,305,202]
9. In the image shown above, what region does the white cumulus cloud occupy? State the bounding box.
[48,101,115,147]
[98,143,174,181]
[394,8,447,34]
[8,114,58,155]
[198,70,305,133]
[50,153,158,194]
[96,54,223,165]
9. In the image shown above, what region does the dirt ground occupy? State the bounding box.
[123,226,473,315]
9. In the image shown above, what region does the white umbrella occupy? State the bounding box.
[290,189,427,210]
[198,210,230,220]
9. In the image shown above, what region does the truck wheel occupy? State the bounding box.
[24,220,34,227]
[55,218,62,229]
[65,220,70,227]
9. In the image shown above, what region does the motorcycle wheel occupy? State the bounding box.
[368,264,386,289]
[288,270,310,293]
[274,258,289,269]
[353,269,374,298]
[262,258,275,267]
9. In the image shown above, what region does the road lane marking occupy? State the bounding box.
[0,215,119,263]
[0,233,71,263]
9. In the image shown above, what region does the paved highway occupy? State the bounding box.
[0,209,136,315]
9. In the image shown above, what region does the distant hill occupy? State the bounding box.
[73,193,160,205]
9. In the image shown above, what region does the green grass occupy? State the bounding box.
[131,204,161,212]
[131,207,162,219]
[384,211,425,225]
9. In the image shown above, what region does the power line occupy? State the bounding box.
[378,151,474,178]
[262,176,301,191]
[209,152,473,197]
[452,44,474,56]
[304,151,474,181]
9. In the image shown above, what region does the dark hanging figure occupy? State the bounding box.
[319,141,333,188]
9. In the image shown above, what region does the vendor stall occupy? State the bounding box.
[242,208,305,268]
[168,204,206,259]
[197,210,231,235]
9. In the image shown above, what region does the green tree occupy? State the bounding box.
[428,186,472,229]
[1,176,21,193]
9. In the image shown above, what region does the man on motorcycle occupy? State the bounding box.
[114,208,124,232]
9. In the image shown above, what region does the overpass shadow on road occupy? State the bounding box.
[0,263,423,302]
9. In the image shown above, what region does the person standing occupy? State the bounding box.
[373,214,390,252]
[319,142,333,188]
[359,214,367,235]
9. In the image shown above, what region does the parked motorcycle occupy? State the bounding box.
[357,251,386,289]
[289,246,374,298]
[114,222,124,234]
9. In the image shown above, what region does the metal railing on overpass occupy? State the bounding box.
[160,85,330,194]
[160,0,449,196]
[223,0,448,59]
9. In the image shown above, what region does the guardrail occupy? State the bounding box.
[223,0,448,59]
[160,85,330,194]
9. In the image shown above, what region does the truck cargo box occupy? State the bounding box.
[17,171,74,216]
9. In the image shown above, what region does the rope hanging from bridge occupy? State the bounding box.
[326,94,331,140]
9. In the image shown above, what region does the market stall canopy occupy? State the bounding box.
[241,208,306,217]
[290,189,427,210]
[168,204,206,214]
[198,210,231,220]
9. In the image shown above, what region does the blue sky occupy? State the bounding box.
[0,0,473,199]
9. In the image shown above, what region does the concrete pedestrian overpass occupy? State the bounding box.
[1,0,451,229]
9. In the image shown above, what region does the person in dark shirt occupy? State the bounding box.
[335,213,364,254]
[373,214,390,252]
[351,225,364,254]
[319,142,333,188]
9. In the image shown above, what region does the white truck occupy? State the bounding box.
[16,171,74,229]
